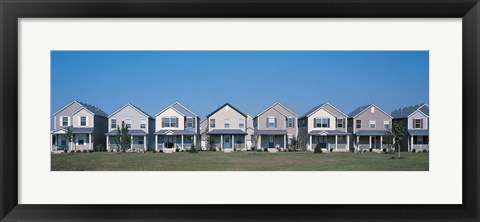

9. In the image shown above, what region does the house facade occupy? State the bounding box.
[254,102,297,151]
[391,103,429,152]
[348,104,393,152]
[298,102,349,152]
[51,100,108,151]
[206,103,248,151]
[105,103,155,151]
[154,102,200,152]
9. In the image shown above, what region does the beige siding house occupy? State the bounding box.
[298,102,349,152]
[154,102,200,152]
[254,102,297,152]
[105,103,155,151]
[51,100,108,151]
[391,103,429,152]
[348,104,393,152]
[206,103,248,152]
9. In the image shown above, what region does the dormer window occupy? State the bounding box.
[80,116,86,126]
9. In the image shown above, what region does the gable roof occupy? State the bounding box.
[53,100,108,117]
[206,103,247,118]
[108,103,153,119]
[256,102,298,119]
[300,102,347,119]
[348,104,393,119]
[391,103,429,118]
[156,102,198,117]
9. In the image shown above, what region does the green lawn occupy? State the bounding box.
[51,151,429,171]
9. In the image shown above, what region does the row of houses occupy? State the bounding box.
[50,101,429,153]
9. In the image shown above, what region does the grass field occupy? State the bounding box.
[51,151,429,171]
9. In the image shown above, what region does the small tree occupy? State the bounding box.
[115,121,131,152]
[206,135,216,151]
[392,121,405,158]
[314,143,322,153]
[189,144,197,153]
[383,125,395,151]
[65,129,74,151]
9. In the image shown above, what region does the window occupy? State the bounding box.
[140,119,146,128]
[337,118,343,128]
[138,137,144,145]
[111,119,117,128]
[370,120,376,129]
[383,120,390,129]
[224,119,230,128]
[186,117,194,128]
[287,117,294,128]
[267,117,276,128]
[356,120,362,128]
[314,118,329,128]
[236,135,242,144]
[78,140,84,145]
[371,106,375,113]
[288,134,293,140]
[125,119,132,128]
[162,117,178,128]
[62,116,69,126]
[239,119,245,128]
[414,119,423,129]
[210,119,216,128]
[80,116,86,126]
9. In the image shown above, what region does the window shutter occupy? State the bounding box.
[328,118,330,128]
[275,117,277,128]
[293,118,295,128]
[420,119,423,129]
[266,118,269,128]
[412,119,415,128]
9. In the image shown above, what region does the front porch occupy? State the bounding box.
[51,127,94,151]
[408,135,429,152]
[155,134,197,152]
[207,129,248,152]
[354,135,395,152]
[307,130,350,152]
[105,130,149,152]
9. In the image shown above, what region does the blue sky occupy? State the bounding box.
[51,51,428,126]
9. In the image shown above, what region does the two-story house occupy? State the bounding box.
[254,102,297,152]
[105,103,155,151]
[298,102,349,152]
[348,104,393,152]
[391,103,429,152]
[154,102,200,152]
[206,103,248,151]
[51,100,108,151]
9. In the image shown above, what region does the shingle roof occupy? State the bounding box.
[256,130,288,135]
[51,127,94,134]
[171,102,197,117]
[109,103,153,118]
[105,129,148,136]
[154,130,196,135]
[309,130,350,135]
[391,103,429,118]
[300,102,328,118]
[408,129,429,136]
[207,129,247,135]
[300,102,347,119]
[76,101,108,117]
[354,130,389,136]
[206,103,247,118]
[348,104,373,118]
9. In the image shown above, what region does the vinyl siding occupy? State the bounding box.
[207,105,246,131]
[54,102,83,129]
[109,105,150,131]
[408,111,429,130]
[156,107,185,131]
[72,109,94,128]
[352,107,392,133]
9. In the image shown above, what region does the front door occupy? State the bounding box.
[224,136,231,148]
[371,137,377,149]
[268,135,274,148]
[165,135,175,148]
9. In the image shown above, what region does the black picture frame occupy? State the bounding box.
[1,0,479,221]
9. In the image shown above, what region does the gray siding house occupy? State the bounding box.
[298,102,349,152]
[105,103,155,151]
[254,102,298,152]
[348,104,393,152]
[391,103,429,152]
[206,103,248,151]
[51,100,108,151]
[154,102,200,152]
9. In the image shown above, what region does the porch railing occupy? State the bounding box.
[412,144,429,151]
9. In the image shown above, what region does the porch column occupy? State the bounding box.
[131,135,133,150]
[181,135,184,150]
[309,135,312,151]
[194,135,197,148]
[346,135,350,151]
[369,136,372,149]
[231,135,234,149]
[144,135,146,151]
[106,136,109,151]
[284,135,287,149]
[410,136,414,151]
[245,135,247,150]
[89,133,92,150]
[356,136,359,153]
[50,134,54,151]
[258,135,261,149]
[155,135,158,151]
[335,135,338,150]
[220,135,223,150]
[380,136,383,149]
[407,136,410,151]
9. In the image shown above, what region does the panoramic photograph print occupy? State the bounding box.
[50,51,429,171]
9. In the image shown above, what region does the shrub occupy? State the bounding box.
[233,148,237,152]
[369,148,373,152]
[175,148,179,152]
[412,149,416,153]
[263,148,268,152]
[160,150,163,153]
[153,149,157,153]
[329,148,333,152]
[189,144,197,153]
[314,144,322,153]
[422,149,428,153]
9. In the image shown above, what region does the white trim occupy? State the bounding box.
[255,102,298,119]
[171,102,199,117]
[53,100,81,116]
[71,106,94,116]
[79,115,88,127]
[155,105,185,117]
[108,103,150,118]
[407,108,430,118]
[351,104,393,119]
[306,102,348,118]
[369,120,376,129]
[60,116,70,127]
